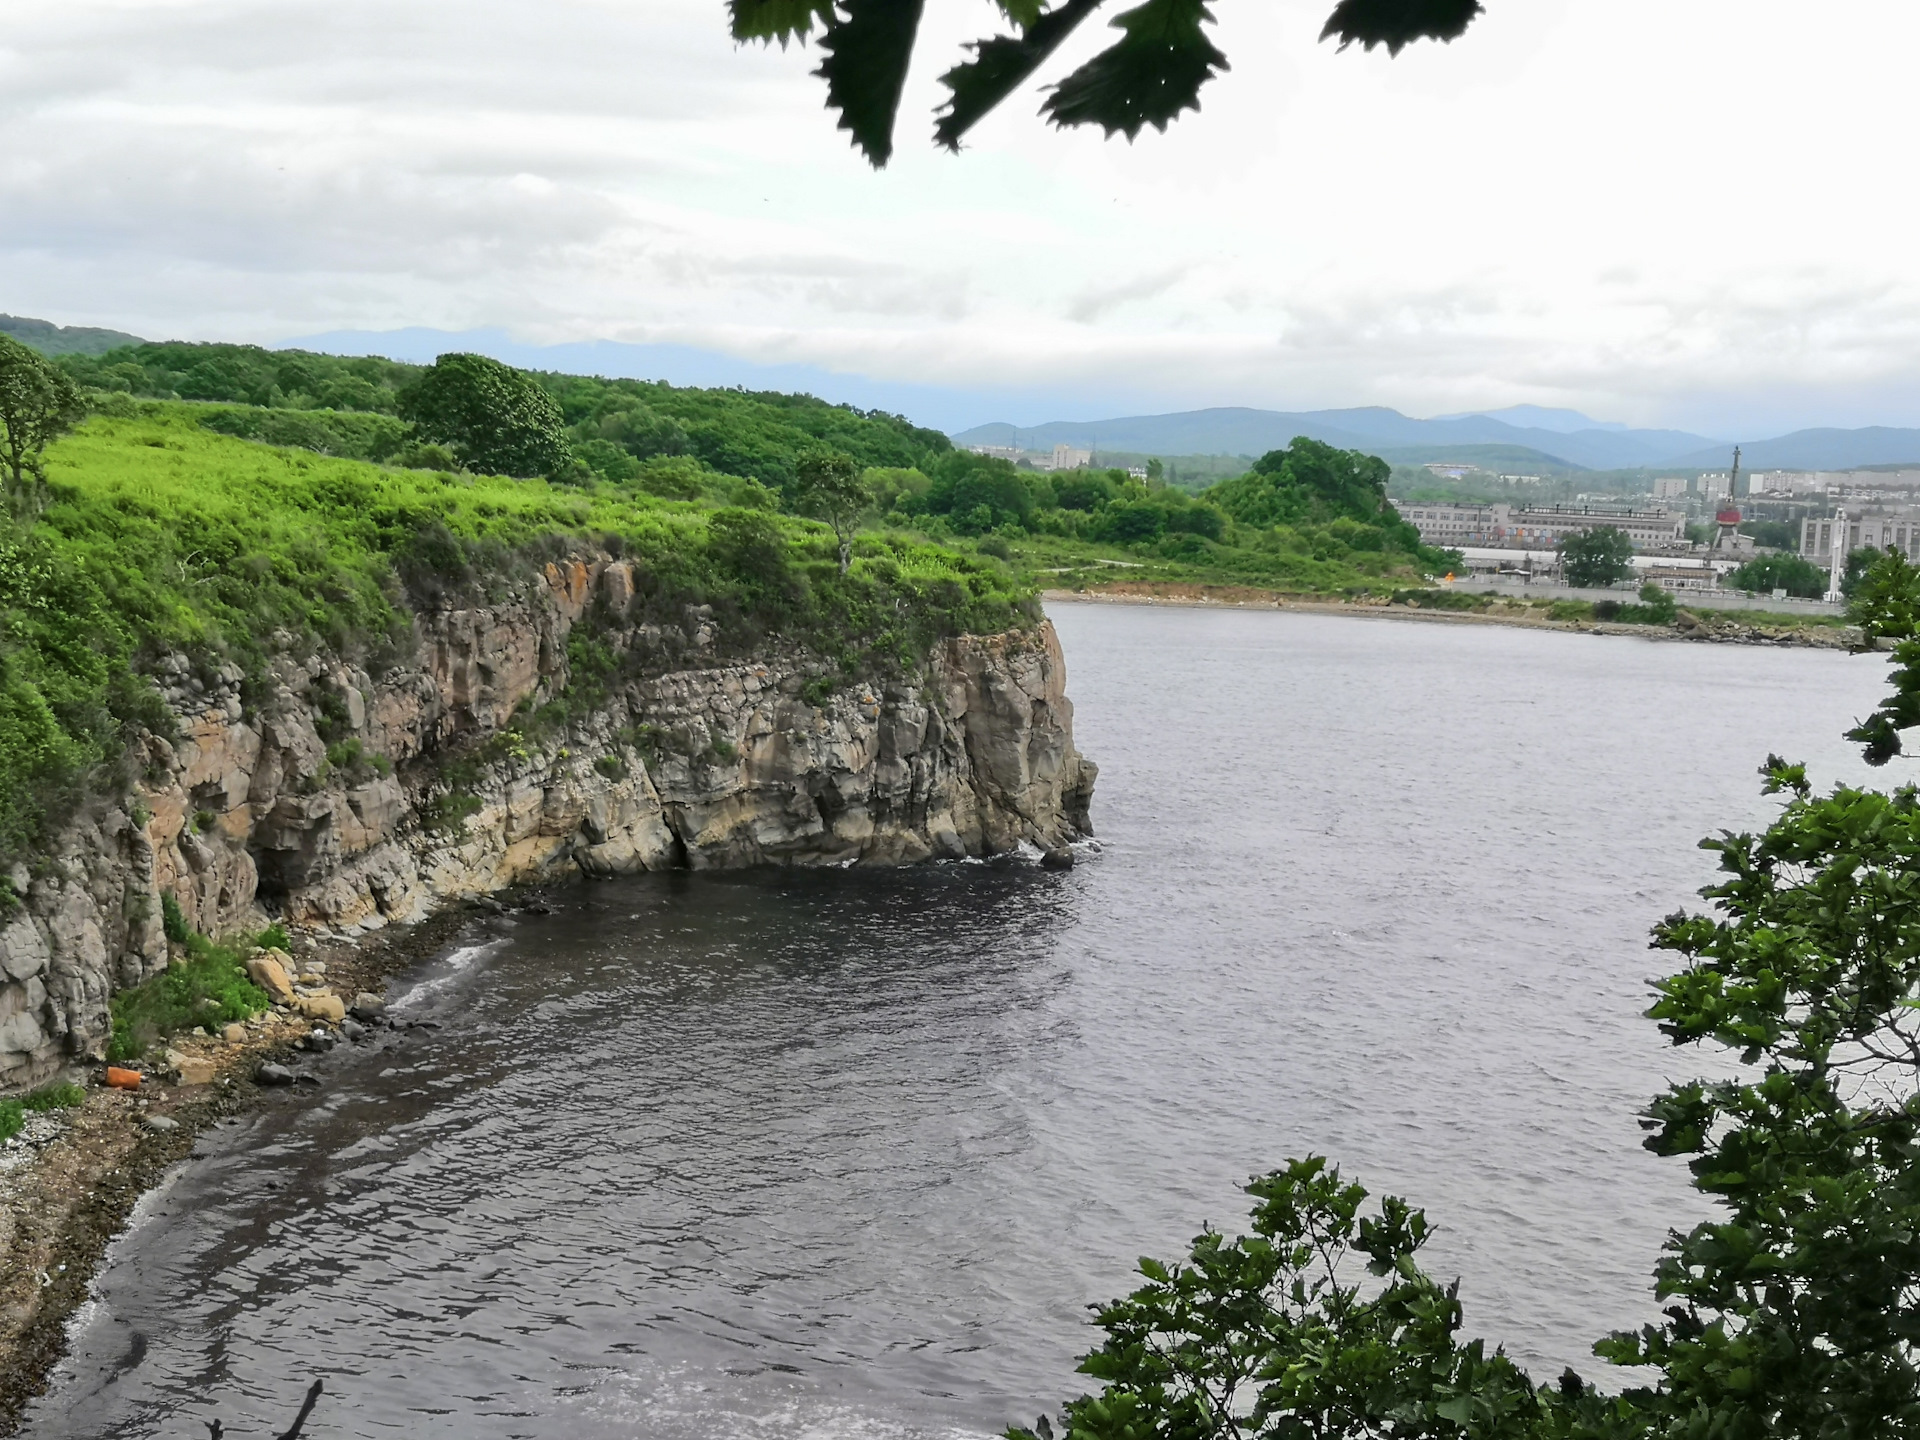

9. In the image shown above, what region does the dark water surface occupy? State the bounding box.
[31,605,1891,1439]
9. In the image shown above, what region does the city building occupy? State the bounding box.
[1400,502,1687,551]
[1653,477,1690,500]
[1800,508,1920,562]
[1051,444,1092,471]
[967,444,1022,462]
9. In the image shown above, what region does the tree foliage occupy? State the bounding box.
[792,450,869,572]
[1012,1157,1548,1440]
[1558,527,1634,589]
[0,335,87,511]
[397,353,573,478]
[731,0,1484,166]
[1725,551,1827,600]
[1206,438,1403,532]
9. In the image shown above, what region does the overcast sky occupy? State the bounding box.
[3,0,1915,434]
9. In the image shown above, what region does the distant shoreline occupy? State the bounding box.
[1041,587,1852,649]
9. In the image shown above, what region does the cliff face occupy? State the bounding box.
[0,557,1095,1089]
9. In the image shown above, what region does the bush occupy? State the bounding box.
[161,892,189,944]
[107,932,270,1061]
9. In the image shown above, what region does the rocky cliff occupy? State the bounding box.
[0,556,1095,1089]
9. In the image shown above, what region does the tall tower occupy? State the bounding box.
[1711,446,1743,553]
[1827,509,1849,603]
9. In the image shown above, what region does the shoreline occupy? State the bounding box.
[0,895,519,1435]
[1042,585,1853,648]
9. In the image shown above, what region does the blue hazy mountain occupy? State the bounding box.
[1435,404,1629,434]
[1668,428,1920,471]
[953,407,1724,471]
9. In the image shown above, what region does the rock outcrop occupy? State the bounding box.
[0,557,1094,1089]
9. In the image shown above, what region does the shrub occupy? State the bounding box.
[107,932,270,1061]
[161,892,189,944]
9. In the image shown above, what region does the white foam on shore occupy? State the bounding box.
[390,939,506,1013]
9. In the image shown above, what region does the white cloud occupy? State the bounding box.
[3,0,1917,434]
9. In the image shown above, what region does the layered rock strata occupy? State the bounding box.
[0,557,1095,1088]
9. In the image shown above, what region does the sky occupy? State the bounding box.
[3,0,1917,436]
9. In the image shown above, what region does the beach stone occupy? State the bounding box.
[246,953,295,1004]
[142,1115,181,1133]
[175,1056,217,1086]
[256,1062,294,1087]
[222,1023,246,1044]
[294,993,346,1023]
[340,1018,367,1042]
[350,994,385,1021]
[1040,847,1074,870]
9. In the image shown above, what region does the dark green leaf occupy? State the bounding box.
[816,0,928,166]
[1320,0,1484,54]
[729,0,835,44]
[934,0,1108,152]
[1041,0,1226,139]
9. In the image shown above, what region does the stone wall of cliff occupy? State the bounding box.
[0,556,1095,1089]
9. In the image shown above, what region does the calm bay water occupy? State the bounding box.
[30,604,1892,1439]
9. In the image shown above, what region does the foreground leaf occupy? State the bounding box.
[1042,0,1227,139]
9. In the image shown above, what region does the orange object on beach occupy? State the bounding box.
[105,1066,142,1090]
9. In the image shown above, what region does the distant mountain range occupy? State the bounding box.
[954,406,1920,475]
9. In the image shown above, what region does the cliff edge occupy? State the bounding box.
[0,557,1094,1088]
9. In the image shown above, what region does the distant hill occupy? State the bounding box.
[1669,427,1920,471]
[952,407,1717,471]
[1,313,146,357]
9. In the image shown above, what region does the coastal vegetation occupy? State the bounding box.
[0,1080,83,1144]
[105,927,271,1063]
[0,387,1029,874]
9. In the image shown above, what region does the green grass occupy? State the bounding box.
[106,930,272,1062]
[0,1081,86,1142]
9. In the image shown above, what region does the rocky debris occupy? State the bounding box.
[140,1115,180,1133]
[0,560,1094,1086]
[339,1018,367,1042]
[255,1063,293,1087]
[222,1023,246,1044]
[350,993,385,1022]
[293,1073,321,1087]
[246,952,296,1005]
[296,1029,335,1053]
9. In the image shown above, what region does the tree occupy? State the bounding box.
[729,0,1482,166]
[1011,1157,1549,1440]
[396,353,572,478]
[791,450,869,573]
[1558,526,1634,588]
[1594,754,1920,1436]
[0,335,87,513]
[1725,551,1827,599]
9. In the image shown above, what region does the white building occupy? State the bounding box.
[1653,477,1690,500]
[1801,508,1920,563]
[1050,444,1092,471]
